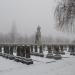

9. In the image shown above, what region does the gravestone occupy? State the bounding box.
[39,45,43,53]
[31,45,33,52]
[46,45,53,58]
[4,46,9,54]
[10,46,14,55]
[20,46,25,57]
[70,45,75,55]
[25,46,30,58]
[17,46,21,56]
[35,45,37,52]
[60,45,65,55]
[53,45,62,60]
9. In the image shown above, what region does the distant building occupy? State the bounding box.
[35,25,42,45]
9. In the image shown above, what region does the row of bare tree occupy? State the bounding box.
[0,32,72,44]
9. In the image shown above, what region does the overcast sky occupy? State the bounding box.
[0,0,75,38]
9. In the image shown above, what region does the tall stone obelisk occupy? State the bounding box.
[35,25,42,45]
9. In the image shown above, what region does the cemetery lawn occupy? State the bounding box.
[0,51,75,75]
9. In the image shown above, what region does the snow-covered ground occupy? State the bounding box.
[0,51,75,75]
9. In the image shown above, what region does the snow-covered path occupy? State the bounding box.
[0,52,75,75]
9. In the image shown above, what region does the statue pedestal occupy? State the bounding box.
[38,53,44,57]
[70,52,75,56]
[31,52,44,57]
[59,51,65,55]
[46,53,53,58]
[53,54,62,60]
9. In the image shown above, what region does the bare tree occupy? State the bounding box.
[55,0,75,32]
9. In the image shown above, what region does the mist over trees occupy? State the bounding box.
[0,29,71,44]
[0,21,74,44]
[0,21,36,44]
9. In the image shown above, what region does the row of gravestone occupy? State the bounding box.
[0,45,63,60]
[0,45,30,58]
[30,45,65,59]
[0,45,44,57]
[0,44,75,61]
[0,45,33,65]
[30,45,75,59]
[46,45,65,59]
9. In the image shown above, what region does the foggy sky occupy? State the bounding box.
[0,0,75,38]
